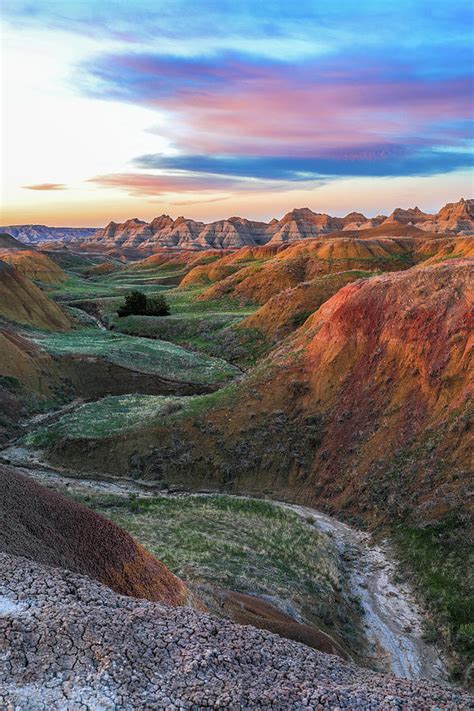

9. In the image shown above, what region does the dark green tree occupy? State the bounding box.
[146,294,170,316]
[116,290,170,317]
[116,290,148,317]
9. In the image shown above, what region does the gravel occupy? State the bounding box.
[0,553,472,710]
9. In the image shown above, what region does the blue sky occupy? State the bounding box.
[1,0,473,225]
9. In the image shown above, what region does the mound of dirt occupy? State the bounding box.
[0,249,67,284]
[0,465,187,605]
[239,270,373,341]
[1,552,470,709]
[198,237,415,305]
[0,261,70,330]
[213,588,348,659]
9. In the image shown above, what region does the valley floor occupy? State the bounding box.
[0,449,448,685]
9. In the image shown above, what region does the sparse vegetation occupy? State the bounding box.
[68,492,363,653]
[29,328,239,384]
[394,515,473,682]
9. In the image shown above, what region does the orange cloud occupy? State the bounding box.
[23,183,67,191]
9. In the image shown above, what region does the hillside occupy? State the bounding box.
[0,465,188,604]
[37,259,472,531]
[1,552,470,708]
[0,260,70,330]
[0,248,67,284]
[0,224,96,243]
[0,232,28,250]
[196,236,416,305]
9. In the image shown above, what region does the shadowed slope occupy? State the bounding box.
[0,233,28,250]
[0,465,188,605]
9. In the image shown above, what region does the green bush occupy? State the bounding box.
[146,294,170,316]
[117,290,170,317]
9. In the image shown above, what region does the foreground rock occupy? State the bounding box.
[0,553,471,709]
[0,466,188,605]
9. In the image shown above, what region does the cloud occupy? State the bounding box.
[80,50,473,174]
[4,1,474,69]
[87,171,281,197]
[22,183,67,191]
[134,148,473,180]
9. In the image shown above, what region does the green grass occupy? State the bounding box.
[48,273,173,302]
[28,328,239,384]
[394,516,473,682]
[24,394,188,443]
[24,385,239,445]
[101,285,262,366]
[68,492,361,647]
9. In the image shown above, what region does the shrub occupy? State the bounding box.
[117,290,170,317]
[117,290,148,317]
[146,294,170,316]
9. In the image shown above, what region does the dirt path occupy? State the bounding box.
[0,451,448,684]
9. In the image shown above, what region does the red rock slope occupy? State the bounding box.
[0,465,188,605]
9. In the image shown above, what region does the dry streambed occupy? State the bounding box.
[0,449,448,685]
[280,504,447,682]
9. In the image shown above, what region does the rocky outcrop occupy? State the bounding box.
[0,552,470,709]
[64,199,473,253]
[0,225,96,243]
[0,466,188,605]
[420,197,474,234]
[382,206,432,226]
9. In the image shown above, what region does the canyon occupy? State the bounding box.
[0,209,472,707]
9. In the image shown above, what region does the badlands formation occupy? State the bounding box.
[88,198,474,252]
[0,201,472,708]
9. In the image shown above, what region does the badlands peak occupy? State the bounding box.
[87,199,473,252]
[8,199,473,252]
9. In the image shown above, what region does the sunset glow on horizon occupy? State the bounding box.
[1,0,473,227]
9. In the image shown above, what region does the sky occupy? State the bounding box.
[1,0,473,227]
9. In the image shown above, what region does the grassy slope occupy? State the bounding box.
[28,329,239,384]
[24,387,238,446]
[394,516,473,682]
[105,287,265,366]
[69,493,364,655]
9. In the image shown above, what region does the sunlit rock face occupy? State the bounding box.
[77,199,474,253]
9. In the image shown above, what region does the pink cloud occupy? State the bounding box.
[89,172,246,197]
[98,54,472,157]
[23,183,67,191]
